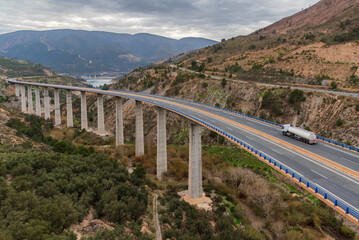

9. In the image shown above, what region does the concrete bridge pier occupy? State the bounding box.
[80,92,88,130]
[27,86,33,114]
[54,89,61,126]
[156,108,167,178]
[15,84,19,97]
[21,85,26,112]
[66,90,73,128]
[188,124,203,199]
[44,87,50,120]
[115,97,124,146]
[35,86,41,117]
[97,94,105,135]
[135,101,144,156]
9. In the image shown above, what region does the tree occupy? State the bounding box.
[336,118,343,126]
[221,78,227,88]
[330,81,338,90]
[289,89,306,104]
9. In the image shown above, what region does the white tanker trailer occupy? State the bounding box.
[282,124,318,144]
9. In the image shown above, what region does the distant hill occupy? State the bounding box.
[0,56,54,79]
[0,30,217,74]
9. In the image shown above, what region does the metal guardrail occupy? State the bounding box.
[316,136,359,153]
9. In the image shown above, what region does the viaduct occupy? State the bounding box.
[7,79,359,225]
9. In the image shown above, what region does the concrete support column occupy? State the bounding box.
[66,90,73,128]
[35,86,41,117]
[54,89,61,126]
[27,86,33,114]
[21,85,26,112]
[189,124,202,199]
[44,87,50,120]
[15,84,19,97]
[135,101,144,156]
[115,97,124,146]
[97,94,105,134]
[80,92,88,130]
[156,108,167,178]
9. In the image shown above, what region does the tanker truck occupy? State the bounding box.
[282,124,318,144]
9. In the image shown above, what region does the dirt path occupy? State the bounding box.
[153,194,162,240]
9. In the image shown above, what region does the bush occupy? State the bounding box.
[336,118,343,126]
[289,89,306,104]
[356,103,359,111]
[221,78,227,88]
[330,81,338,90]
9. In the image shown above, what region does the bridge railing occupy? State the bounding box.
[316,136,359,153]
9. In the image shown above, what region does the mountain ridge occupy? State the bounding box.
[0,29,217,74]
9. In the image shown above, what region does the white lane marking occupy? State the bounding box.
[341,157,359,167]
[272,149,281,155]
[223,120,359,185]
[322,142,359,159]
[246,136,254,141]
[311,169,328,179]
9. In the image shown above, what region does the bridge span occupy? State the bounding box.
[7,79,359,225]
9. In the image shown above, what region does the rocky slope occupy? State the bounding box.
[107,67,359,146]
[170,0,359,90]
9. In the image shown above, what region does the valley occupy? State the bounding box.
[0,0,359,239]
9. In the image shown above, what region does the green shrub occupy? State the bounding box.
[336,118,343,126]
[340,225,356,238]
[289,89,306,104]
[221,78,227,88]
[355,103,359,111]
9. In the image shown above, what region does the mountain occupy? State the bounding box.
[0,29,217,74]
[173,0,359,90]
[261,0,359,35]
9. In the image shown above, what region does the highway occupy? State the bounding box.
[8,79,359,222]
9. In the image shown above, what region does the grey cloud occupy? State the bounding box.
[0,0,319,40]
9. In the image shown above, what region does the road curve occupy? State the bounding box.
[8,79,359,223]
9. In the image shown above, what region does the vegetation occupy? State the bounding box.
[333,26,359,43]
[0,145,149,239]
[260,90,283,117]
[0,56,51,78]
[336,118,343,126]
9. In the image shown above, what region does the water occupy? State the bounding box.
[84,78,114,87]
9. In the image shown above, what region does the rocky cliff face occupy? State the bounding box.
[105,67,358,146]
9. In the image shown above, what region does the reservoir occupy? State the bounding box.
[83,77,114,87]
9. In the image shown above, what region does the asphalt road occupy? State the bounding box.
[8,79,359,216]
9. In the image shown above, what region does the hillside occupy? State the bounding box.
[171,0,359,90]
[0,56,54,79]
[110,66,359,147]
[0,29,217,75]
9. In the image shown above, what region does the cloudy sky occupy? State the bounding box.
[0,0,319,40]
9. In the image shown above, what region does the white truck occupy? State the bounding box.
[282,124,318,144]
